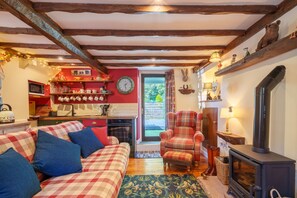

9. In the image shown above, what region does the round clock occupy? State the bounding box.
[117,76,135,94]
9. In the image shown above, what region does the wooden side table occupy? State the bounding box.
[216,132,245,145]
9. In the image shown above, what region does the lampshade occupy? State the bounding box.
[203,82,213,90]
[209,51,221,63]
[220,107,234,118]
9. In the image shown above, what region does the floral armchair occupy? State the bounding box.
[160,111,204,164]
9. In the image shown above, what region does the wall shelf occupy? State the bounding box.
[50,93,112,96]
[50,80,113,83]
[200,99,222,103]
[215,31,297,76]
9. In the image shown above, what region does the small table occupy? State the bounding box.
[163,151,193,172]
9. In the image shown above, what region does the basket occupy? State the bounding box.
[215,156,229,185]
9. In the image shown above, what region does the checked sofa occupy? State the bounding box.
[0,121,130,198]
[160,111,204,165]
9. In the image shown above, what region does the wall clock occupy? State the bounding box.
[117,76,135,94]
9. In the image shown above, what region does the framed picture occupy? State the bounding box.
[71,69,91,76]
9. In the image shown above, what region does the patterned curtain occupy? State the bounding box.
[165,69,176,114]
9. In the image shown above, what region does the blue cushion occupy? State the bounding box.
[68,127,104,158]
[33,130,82,177]
[0,148,41,198]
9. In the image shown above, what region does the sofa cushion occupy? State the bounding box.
[0,131,36,162]
[69,127,104,158]
[33,130,82,177]
[0,148,41,198]
[165,137,194,150]
[33,121,84,141]
[34,171,122,198]
[91,126,109,146]
[174,126,195,138]
[176,111,197,128]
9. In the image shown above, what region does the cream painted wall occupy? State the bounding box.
[175,68,199,112]
[203,6,297,194]
[2,59,53,121]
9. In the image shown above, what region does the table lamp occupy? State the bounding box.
[220,106,234,134]
[203,82,213,100]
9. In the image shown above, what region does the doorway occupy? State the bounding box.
[141,74,166,141]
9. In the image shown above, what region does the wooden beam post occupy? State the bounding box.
[0,0,107,74]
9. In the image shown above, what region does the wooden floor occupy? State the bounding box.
[126,155,208,177]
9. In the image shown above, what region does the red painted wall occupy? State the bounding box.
[108,69,138,103]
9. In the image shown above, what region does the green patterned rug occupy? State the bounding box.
[118,174,208,198]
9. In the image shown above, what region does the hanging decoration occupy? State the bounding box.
[0,51,14,66]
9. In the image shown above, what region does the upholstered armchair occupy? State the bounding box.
[160,111,204,164]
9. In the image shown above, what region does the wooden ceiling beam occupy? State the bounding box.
[30,54,210,60]
[0,0,107,74]
[96,55,210,60]
[33,3,277,14]
[82,45,225,51]
[0,42,225,51]
[0,27,244,36]
[224,0,297,54]
[48,62,199,67]
[0,42,60,49]
[63,29,245,37]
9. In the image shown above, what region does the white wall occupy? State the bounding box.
[175,67,199,112]
[2,58,53,121]
[203,6,297,195]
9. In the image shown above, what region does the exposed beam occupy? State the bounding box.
[0,27,40,35]
[82,45,225,51]
[63,29,245,37]
[33,3,277,14]
[30,54,74,59]
[30,54,209,60]
[0,42,225,51]
[0,0,107,74]
[0,42,60,49]
[96,55,210,60]
[224,0,297,54]
[48,62,199,67]
[0,27,245,37]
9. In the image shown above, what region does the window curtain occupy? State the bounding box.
[165,69,176,113]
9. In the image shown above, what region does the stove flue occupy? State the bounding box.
[252,65,286,153]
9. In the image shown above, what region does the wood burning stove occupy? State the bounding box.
[228,145,295,198]
[228,66,295,197]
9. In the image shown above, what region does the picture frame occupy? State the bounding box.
[71,69,91,76]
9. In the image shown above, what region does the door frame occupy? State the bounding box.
[141,74,165,141]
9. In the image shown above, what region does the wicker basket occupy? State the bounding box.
[215,156,229,185]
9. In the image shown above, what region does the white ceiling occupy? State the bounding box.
[0,0,286,71]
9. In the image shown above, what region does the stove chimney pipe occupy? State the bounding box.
[252,65,286,153]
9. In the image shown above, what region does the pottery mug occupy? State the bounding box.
[76,96,81,101]
[88,96,93,101]
[86,89,91,94]
[64,96,70,102]
[58,96,64,102]
[92,89,97,93]
[82,96,88,101]
[99,96,104,101]
[94,96,99,101]
[79,89,84,93]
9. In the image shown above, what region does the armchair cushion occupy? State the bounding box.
[176,111,197,127]
[165,137,194,150]
[160,129,173,140]
[174,126,194,138]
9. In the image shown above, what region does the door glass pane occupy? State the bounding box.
[144,76,166,138]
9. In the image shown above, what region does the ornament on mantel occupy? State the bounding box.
[217,61,222,70]
[231,54,237,64]
[243,47,250,58]
[289,26,297,39]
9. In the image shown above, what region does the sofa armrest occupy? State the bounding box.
[160,129,173,140]
[107,136,119,145]
[194,131,205,143]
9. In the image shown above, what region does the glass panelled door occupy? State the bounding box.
[141,74,166,141]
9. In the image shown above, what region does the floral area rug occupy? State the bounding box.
[118,174,208,198]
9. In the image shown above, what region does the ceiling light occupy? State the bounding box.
[58,56,64,61]
[209,51,221,63]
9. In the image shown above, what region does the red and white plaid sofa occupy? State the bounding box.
[160,111,204,164]
[0,121,130,198]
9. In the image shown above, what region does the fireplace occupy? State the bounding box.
[228,66,295,197]
[228,145,295,197]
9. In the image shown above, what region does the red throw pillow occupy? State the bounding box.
[91,127,109,146]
